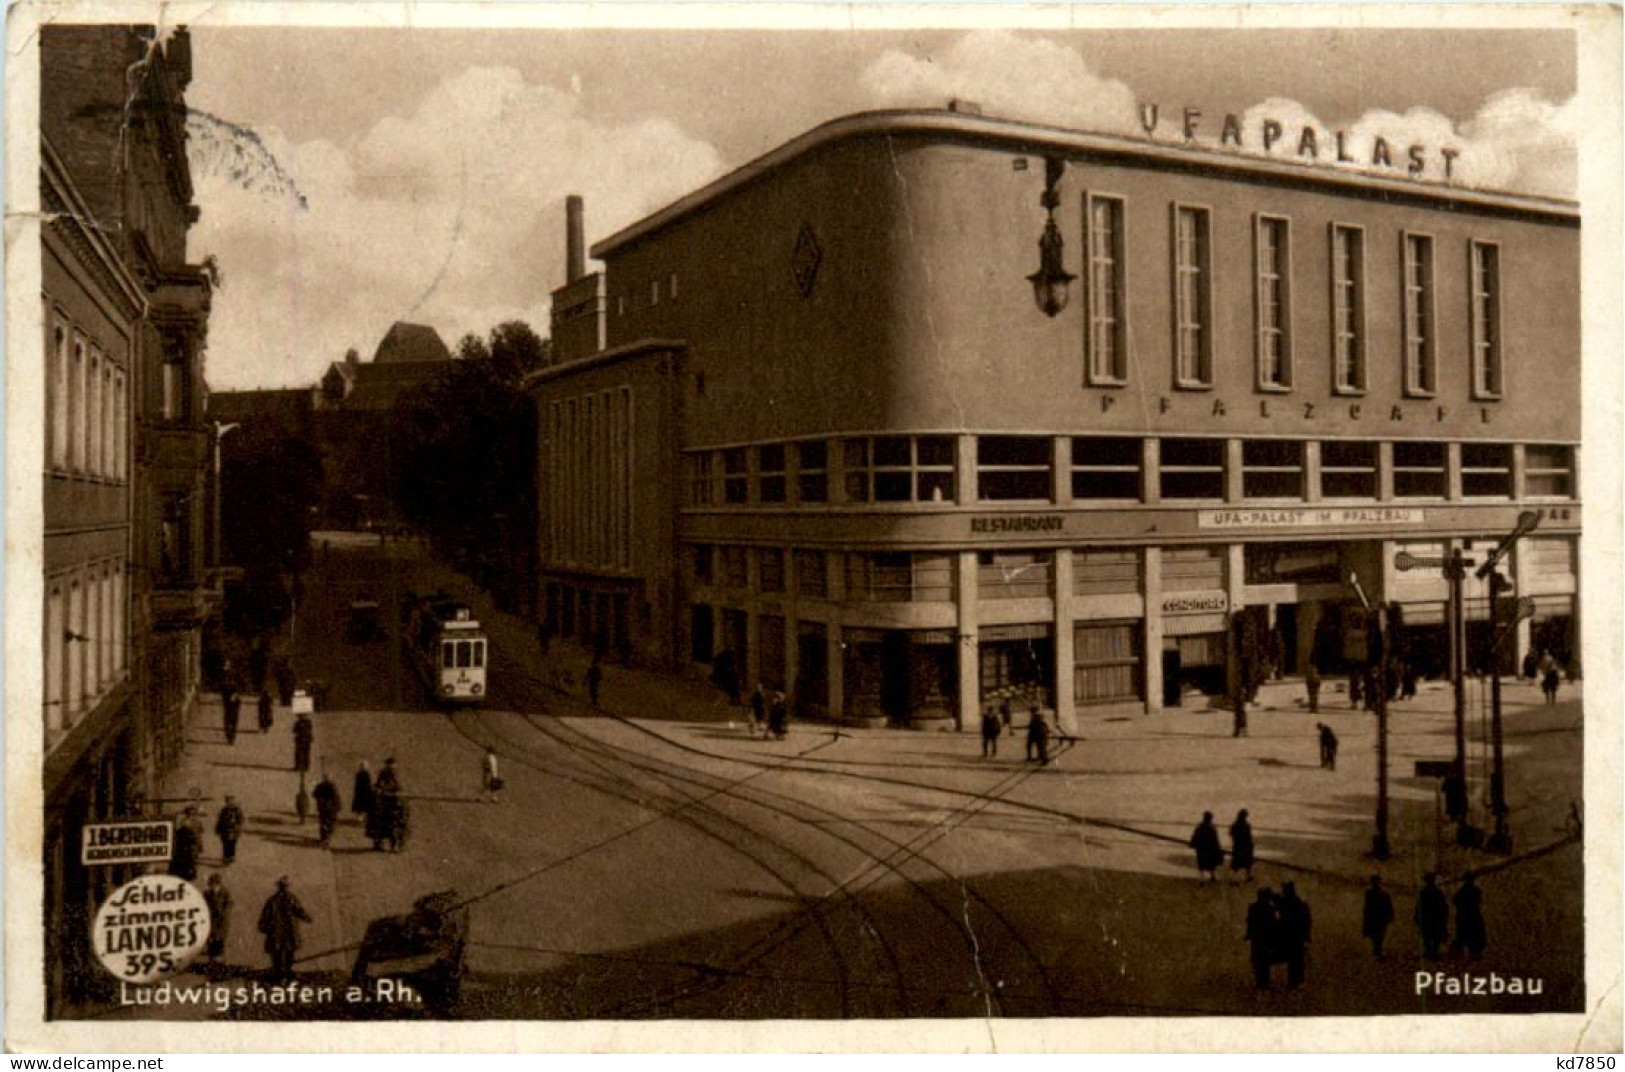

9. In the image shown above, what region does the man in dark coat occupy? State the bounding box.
[352,761,374,821]
[980,706,1001,758]
[768,691,789,740]
[1190,811,1224,882]
[222,687,240,746]
[1244,889,1277,990]
[748,684,766,737]
[1317,723,1339,770]
[312,772,342,846]
[1416,872,1450,961]
[258,876,311,979]
[1228,809,1255,882]
[215,795,245,863]
[1362,873,1395,959]
[170,806,203,881]
[204,872,232,970]
[1276,882,1312,989]
[292,712,314,773]
[1025,707,1051,765]
[257,689,274,732]
[1451,874,1487,960]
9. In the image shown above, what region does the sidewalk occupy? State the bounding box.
[152,692,351,989]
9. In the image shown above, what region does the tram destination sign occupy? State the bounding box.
[81,820,173,866]
[1198,507,1423,529]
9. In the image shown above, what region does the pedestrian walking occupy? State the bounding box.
[1228,809,1255,882]
[215,795,245,864]
[1362,874,1394,959]
[1541,656,1562,704]
[352,761,374,823]
[375,757,401,796]
[1232,691,1248,738]
[1416,872,1450,961]
[1317,723,1339,770]
[1522,648,1540,681]
[1451,874,1487,960]
[313,771,342,845]
[257,689,274,733]
[292,711,314,773]
[1305,664,1321,714]
[222,687,240,746]
[1190,811,1224,883]
[391,795,411,852]
[275,656,296,708]
[586,658,603,706]
[1349,669,1363,709]
[749,684,766,737]
[170,806,203,881]
[204,873,232,970]
[257,876,310,980]
[1276,882,1312,989]
[1025,707,1051,765]
[980,706,1001,758]
[1245,889,1277,990]
[482,745,503,803]
[768,691,789,740]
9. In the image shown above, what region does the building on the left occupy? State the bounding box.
[40,25,214,1014]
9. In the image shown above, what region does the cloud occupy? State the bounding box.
[189,67,724,390]
[858,30,1577,198]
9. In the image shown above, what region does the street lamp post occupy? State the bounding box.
[1348,572,1390,860]
[1475,510,1543,855]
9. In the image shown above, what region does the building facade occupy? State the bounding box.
[532,109,1580,731]
[40,25,213,1013]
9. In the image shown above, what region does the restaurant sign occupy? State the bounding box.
[1198,507,1423,530]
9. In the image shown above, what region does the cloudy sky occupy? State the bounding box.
[184,23,1578,391]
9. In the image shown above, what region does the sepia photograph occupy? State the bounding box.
[7,1,1621,1052]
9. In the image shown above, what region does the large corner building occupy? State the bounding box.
[530,109,1580,731]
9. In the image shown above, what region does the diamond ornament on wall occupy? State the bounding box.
[791,223,822,298]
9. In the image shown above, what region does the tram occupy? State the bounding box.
[403,592,488,705]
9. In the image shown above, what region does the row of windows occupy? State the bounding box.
[46,310,130,482]
[44,558,128,749]
[1086,198,1504,399]
[613,272,680,318]
[685,437,1573,506]
[686,537,1576,605]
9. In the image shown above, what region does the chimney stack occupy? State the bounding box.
[566,195,586,283]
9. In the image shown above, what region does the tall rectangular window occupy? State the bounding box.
[1471,241,1503,398]
[114,369,127,481]
[1404,233,1436,395]
[45,583,63,739]
[1086,194,1127,384]
[758,547,785,593]
[684,453,714,506]
[757,444,786,504]
[70,338,85,471]
[1173,205,1212,387]
[1255,216,1293,389]
[722,448,748,505]
[977,436,1053,502]
[1331,225,1366,393]
[795,441,828,504]
[49,320,68,469]
[99,357,113,477]
[795,550,827,598]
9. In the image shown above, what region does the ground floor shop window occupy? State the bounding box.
[979,626,1053,709]
[844,630,956,725]
[1074,621,1141,705]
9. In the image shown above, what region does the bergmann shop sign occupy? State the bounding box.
[82,820,174,866]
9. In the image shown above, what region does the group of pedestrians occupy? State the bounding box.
[1244,882,1313,990]
[1190,809,1255,883]
[357,757,409,852]
[747,683,791,740]
[977,702,1054,765]
[198,870,315,981]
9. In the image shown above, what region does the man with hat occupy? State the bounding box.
[258,876,311,980]
[215,795,245,863]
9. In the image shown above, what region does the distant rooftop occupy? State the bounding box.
[373,322,451,365]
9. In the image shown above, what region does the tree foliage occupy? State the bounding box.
[220,419,324,635]
[389,320,547,607]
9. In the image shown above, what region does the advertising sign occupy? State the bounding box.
[90,874,209,984]
[81,820,173,867]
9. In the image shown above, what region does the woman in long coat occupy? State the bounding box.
[1190,811,1224,882]
[204,873,232,967]
[1228,809,1255,882]
[352,761,374,820]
